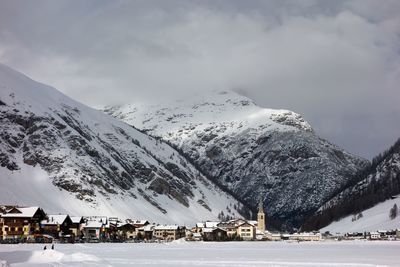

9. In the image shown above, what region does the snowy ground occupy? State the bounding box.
[0,240,399,267]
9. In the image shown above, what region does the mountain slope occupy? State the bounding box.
[105,90,368,228]
[0,63,243,224]
[320,197,400,233]
[303,138,400,231]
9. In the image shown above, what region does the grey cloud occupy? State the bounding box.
[0,0,399,159]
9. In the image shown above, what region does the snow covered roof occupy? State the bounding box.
[237,222,255,227]
[137,224,155,231]
[117,222,134,228]
[218,221,237,227]
[129,219,149,225]
[196,222,205,228]
[1,206,41,218]
[154,225,181,230]
[83,216,109,226]
[84,221,104,228]
[205,221,220,228]
[227,218,247,226]
[70,216,83,224]
[143,224,155,231]
[108,217,120,223]
[41,215,69,225]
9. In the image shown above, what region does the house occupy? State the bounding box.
[136,224,155,240]
[384,230,397,240]
[265,232,282,241]
[41,214,73,241]
[289,232,322,241]
[369,232,380,240]
[202,227,228,241]
[256,229,266,240]
[345,232,364,240]
[82,216,109,241]
[117,223,136,240]
[154,225,186,241]
[217,221,238,238]
[107,217,123,241]
[0,207,5,240]
[192,232,203,241]
[1,206,46,241]
[195,222,205,233]
[83,221,104,242]
[185,228,193,239]
[70,216,84,239]
[237,222,256,240]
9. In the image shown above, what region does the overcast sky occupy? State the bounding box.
[0,0,399,159]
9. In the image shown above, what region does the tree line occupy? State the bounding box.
[302,137,400,231]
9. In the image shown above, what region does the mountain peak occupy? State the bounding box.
[0,63,244,224]
[105,89,312,141]
[106,89,366,228]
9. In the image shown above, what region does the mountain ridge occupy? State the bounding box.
[0,63,244,224]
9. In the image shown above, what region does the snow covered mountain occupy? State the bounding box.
[104,90,368,228]
[304,138,400,231]
[0,63,244,225]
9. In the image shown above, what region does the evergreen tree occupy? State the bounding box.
[389,204,398,220]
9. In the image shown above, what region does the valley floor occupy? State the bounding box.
[0,240,399,267]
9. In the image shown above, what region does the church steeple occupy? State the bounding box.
[258,199,264,213]
[257,198,266,233]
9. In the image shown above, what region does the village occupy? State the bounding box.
[1,203,399,244]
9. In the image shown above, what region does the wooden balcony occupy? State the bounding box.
[5,231,24,236]
[3,222,26,227]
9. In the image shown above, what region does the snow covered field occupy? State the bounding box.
[0,241,399,267]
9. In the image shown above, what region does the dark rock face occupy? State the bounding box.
[180,129,367,228]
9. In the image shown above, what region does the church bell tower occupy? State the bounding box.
[257,199,266,233]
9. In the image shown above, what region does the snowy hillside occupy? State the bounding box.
[105,90,367,228]
[321,197,400,233]
[304,138,400,231]
[0,63,243,225]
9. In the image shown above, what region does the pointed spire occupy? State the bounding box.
[258,198,264,213]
